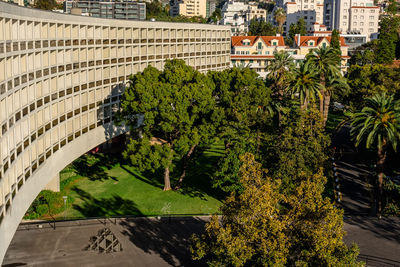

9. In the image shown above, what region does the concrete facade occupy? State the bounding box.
[0,2,230,263]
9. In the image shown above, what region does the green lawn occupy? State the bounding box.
[28,144,225,220]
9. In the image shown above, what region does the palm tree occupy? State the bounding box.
[350,93,400,215]
[306,47,341,123]
[274,8,286,35]
[267,50,295,96]
[287,61,322,109]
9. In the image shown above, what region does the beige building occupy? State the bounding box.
[231,36,287,75]
[231,35,349,76]
[170,0,207,17]
[0,1,230,263]
[246,4,267,21]
[293,35,349,70]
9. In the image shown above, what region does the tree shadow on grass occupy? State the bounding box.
[71,186,143,217]
[176,145,227,201]
[119,164,165,189]
[72,153,121,182]
[119,216,208,267]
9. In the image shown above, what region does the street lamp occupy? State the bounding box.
[62,196,67,220]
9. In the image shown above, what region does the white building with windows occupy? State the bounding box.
[220,1,267,35]
[271,0,379,42]
[332,0,379,41]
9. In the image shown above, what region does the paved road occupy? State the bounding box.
[333,125,400,266]
[3,217,208,267]
[3,215,400,267]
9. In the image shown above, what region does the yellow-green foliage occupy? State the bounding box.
[192,153,363,267]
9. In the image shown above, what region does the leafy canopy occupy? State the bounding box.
[120,59,216,188]
[192,153,361,267]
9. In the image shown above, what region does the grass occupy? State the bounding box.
[28,143,225,220]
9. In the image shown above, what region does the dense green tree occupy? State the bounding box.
[349,40,378,66]
[350,93,400,215]
[264,108,331,194]
[33,0,57,10]
[330,29,341,51]
[248,19,277,36]
[120,60,216,190]
[209,67,272,193]
[306,47,341,123]
[376,16,400,64]
[343,64,400,110]
[288,61,322,109]
[288,18,307,45]
[146,0,167,18]
[192,153,361,266]
[387,0,400,15]
[208,8,222,23]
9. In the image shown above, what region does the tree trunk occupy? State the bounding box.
[163,166,171,191]
[323,91,331,125]
[376,145,387,216]
[174,144,196,190]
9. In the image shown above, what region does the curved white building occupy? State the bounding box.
[0,2,231,263]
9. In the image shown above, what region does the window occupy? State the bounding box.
[343,15,347,19]
[249,60,254,63]
[344,2,348,6]
[322,43,327,48]
[353,15,357,19]
[353,22,357,26]
[258,42,262,49]
[369,28,374,32]
[354,9,358,13]
[369,16,374,20]
[265,51,270,55]
[246,51,250,54]
[272,41,277,46]
[370,9,375,13]
[309,41,314,46]
[361,9,365,13]
[360,15,364,19]
[369,22,374,26]
[343,22,347,26]
[360,22,364,26]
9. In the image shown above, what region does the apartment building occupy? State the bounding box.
[332,0,379,40]
[231,35,349,76]
[271,0,379,42]
[220,1,267,35]
[284,0,325,33]
[64,0,146,20]
[169,0,207,17]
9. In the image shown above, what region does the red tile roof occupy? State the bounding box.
[231,55,275,59]
[294,36,348,47]
[231,36,286,47]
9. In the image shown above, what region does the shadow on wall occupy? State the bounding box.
[97,82,126,142]
[71,187,143,217]
[119,217,208,267]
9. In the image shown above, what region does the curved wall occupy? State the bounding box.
[0,2,231,262]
